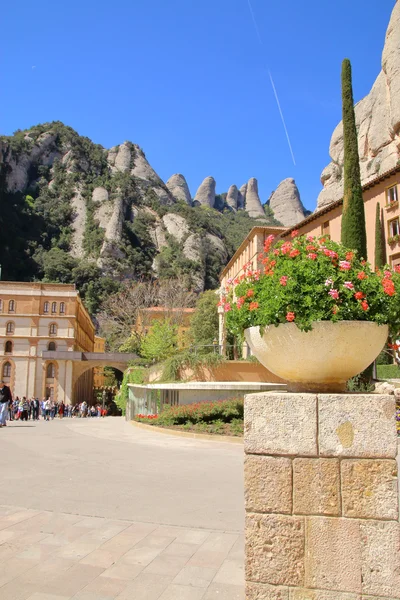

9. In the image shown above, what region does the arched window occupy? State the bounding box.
[43,302,49,314]
[0,300,3,313]
[59,302,65,314]
[46,363,55,379]
[49,323,57,336]
[2,362,11,378]
[51,302,57,314]
[48,341,56,351]
[6,322,15,335]
[5,341,12,354]
[8,300,15,313]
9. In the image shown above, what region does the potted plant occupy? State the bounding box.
[223,232,400,392]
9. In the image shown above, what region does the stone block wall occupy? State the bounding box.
[244,393,400,599]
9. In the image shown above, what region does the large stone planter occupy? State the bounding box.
[245,321,388,392]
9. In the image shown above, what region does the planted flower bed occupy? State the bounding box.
[134,398,244,436]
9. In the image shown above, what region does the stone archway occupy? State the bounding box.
[73,362,126,405]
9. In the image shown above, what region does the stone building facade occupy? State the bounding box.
[0,282,98,403]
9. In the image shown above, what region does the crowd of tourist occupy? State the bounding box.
[0,381,107,427]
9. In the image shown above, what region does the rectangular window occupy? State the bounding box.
[321,221,330,236]
[389,218,400,238]
[387,185,398,205]
[390,253,400,268]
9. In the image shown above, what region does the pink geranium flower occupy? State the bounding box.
[343,281,354,290]
[328,289,339,300]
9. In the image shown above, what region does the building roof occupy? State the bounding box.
[219,225,287,280]
[0,281,77,292]
[281,164,400,238]
[139,307,195,313]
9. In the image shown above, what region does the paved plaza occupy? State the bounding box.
[0,418,244,599]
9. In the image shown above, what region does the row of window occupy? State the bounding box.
[2,361,56,379]
[4,322,58,336]
[3,341,57,355]
[44,302,66,314]
[0,300,66,314]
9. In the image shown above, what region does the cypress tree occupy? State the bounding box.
[340,59,367,259]
[374,202,384,269]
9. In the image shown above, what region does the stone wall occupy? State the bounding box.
[244,392,400,599]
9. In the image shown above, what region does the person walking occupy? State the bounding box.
[0,381,12,428]
[44,398,51,421]
[58,402,65,419]
[21,397,29,421]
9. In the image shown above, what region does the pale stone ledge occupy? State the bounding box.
[318,395,397,458]
[244,394,317,457]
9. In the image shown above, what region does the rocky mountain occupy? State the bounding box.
[269,178,309,226]
[0,121,305,310]
[317,1,400,209]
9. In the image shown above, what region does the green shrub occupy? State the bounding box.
[155,398,244,426]
[377,364,400,380]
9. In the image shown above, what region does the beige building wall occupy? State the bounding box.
[0,282,96,404]
[282,169,400,268]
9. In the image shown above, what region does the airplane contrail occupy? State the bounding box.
[246,0,296,166]
[268,70,296,166]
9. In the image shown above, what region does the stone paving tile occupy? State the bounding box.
[20,556,76,585]
[0,579,41,600]
[0,509,41,531]
[213,558,245,586]
[38,564,105,597]
[162,541,198,558]
[100,561,145,581]
[203,582,244,599]
[54,538,103,561]
[0,556,39,587]
[187,549,229,569]
[0,506,245,600]
[115,574,174,600]
[75,574,128,599]
[173,565,219,588]
[142,553,190,577]
[27,594,71,600]
[197,532,239,554]
[158,584,206,599]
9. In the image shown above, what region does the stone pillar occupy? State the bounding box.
[244,393,400,599]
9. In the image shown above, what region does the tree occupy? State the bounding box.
[374,202,385,269]
[98,279,196,351]
[140,320,178,362]
[340,59,367,259]
[189,290,219,350]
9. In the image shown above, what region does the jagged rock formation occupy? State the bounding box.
[269,178,306,226]
[244,178,265,219]
[226,185,239,211]
[238,184,247,209]
[317,2,400,209]
[162,213,190,241]
[0,121,300,305]
[165,174,191,205]
[193,176,216,208]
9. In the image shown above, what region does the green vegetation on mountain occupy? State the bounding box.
[0,121,283,317]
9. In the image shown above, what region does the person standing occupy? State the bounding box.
[0,381,12,427]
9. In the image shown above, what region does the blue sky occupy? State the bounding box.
[1,1,395,211]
